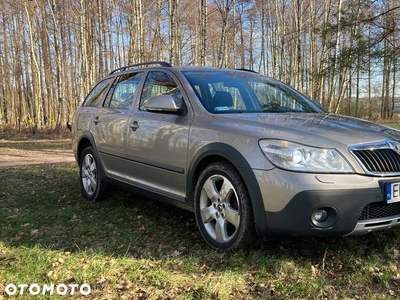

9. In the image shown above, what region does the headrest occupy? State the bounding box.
[213,91,233,108]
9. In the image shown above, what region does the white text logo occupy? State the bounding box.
[5,283,91,296]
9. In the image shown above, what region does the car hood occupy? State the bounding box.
[214,113,400,148]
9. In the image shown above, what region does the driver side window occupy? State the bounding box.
[106,72,143,109]
[139,71,182,110]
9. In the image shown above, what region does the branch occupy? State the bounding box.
[361,5,400,23]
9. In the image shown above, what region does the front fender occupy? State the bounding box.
[187,143,269,236]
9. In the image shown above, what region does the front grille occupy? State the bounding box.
[359,201,400,220]
[352,149,400,174]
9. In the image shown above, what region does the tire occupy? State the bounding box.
[194,161,256,251]
[79,146,109,201]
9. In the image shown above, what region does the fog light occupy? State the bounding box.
[311,206,338,228]
[313,209,328,222]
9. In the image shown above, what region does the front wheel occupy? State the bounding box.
[79,146,108,201]
[194,161,256,251]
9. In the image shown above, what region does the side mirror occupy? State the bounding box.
[146,95,187,115]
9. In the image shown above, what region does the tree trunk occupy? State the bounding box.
[49,0,64,128]
[217,0,232,68]
[200,0,207,66]
[328,0,343,112]
[24,2,42,130]
[169,0,178,65]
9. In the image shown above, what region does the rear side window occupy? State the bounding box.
[82,78,114,107]
[106,72,144,109]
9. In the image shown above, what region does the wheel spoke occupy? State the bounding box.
[200,206,214,223]
[89,161,96,173]
[225,206,240,228]
[89,176,97,192]
[203,177,219,201]
[215,219,228,243]
[220,178,234,200]
[84,155,92,168]
[82,176,89,192]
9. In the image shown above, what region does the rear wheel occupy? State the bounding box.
[194,161,256,251]
[79,146,108,201]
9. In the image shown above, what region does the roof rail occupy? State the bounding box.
[236,68,258,73]
[109,61,172,75]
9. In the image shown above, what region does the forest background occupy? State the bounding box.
[1,0,400,131]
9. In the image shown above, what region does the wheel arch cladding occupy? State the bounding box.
[77,136,93,163]
[77,133,107,180]
[187,143,269,236]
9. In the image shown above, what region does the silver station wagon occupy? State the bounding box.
[72,61,400,251]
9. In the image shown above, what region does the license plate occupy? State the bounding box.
[386,182,400,203]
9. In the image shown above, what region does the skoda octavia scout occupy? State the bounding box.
[72,61,400,250]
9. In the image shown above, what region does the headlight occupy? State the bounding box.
[259,140,354,173]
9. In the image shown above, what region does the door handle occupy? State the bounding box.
[130,121,139,131]
[93,116,100,125]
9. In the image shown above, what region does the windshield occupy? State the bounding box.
[183,71,323,114]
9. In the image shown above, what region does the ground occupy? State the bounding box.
[0,138,75,168]
[0,135,399,299]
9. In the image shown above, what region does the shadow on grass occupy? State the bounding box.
[1,163,400,299]
[0,163,204,257]
[1,163,399,262]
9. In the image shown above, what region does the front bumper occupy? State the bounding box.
[264,188,400,235]
[254,169,400,236]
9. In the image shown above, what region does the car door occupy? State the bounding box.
[124,70,193,201]
[74,77,114,145]
[91,72,144,177]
